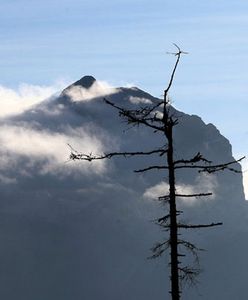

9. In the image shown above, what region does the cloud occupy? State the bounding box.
[143,181,194,201]
[0,124,107,177]
[128,96,152,105]
[37,103,66,116]
[0,174,17,184]
[0,81,67,117]
[240,159,248,200]
[143,174,217,204]
[143,181,169,199]
[64,80,118,102]
[0,79,120,180]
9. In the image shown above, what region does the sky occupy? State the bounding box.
[1,0,248,163]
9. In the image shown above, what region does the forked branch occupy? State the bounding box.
[174,152,212,164]
[104,98,165,132]
[174,156,245,173]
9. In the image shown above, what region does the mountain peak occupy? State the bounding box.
[73,75,96,89]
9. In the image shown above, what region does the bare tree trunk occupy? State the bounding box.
[167,125,180,300]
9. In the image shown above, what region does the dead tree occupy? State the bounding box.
[69,44,244,300]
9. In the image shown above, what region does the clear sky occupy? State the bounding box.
[1,0,248,161]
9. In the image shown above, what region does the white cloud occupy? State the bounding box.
[0,79,119,179]
[0,124,107,176]
[64,80,117,102]
[0,81,67,117]
[36,103,66,116]
[128,96,152,105]
[240,159,248,200]
[143,174,216,204]
[143,181,195,201]
[143,181,169,199]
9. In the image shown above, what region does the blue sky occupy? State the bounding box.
[1,0,248,160]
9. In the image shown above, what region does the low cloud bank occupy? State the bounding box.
[0,81,66,117]
[143,174,217,204]
[0,79,121,181]
[128,96,152,105]
[64,80,117,102]
[0,124,107,177]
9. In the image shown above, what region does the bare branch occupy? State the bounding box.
[174,156,245,173]
[104,98,165,132]
[69,145,168,161]
[148,240,170,259]
[166,43,189,56]
[163,44,188,126]
[176,193,212,198]
[159,222,223,230]
[158,193,212,200]
[178,240,203,259]
[174,152,212,165]
[157,214,170,223]
[135,100,164,119]
[164,44,188,95]
[134,165,169,173]
[179,266,201,287]
[178,222,223,229]
[158,194,170,202]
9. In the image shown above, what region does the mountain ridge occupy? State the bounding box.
[0,76,246,299]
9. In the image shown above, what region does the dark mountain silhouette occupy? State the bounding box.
[0,77,246,299]
[62,75,97,94]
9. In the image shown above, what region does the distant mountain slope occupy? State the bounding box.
[0,76,246,300]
